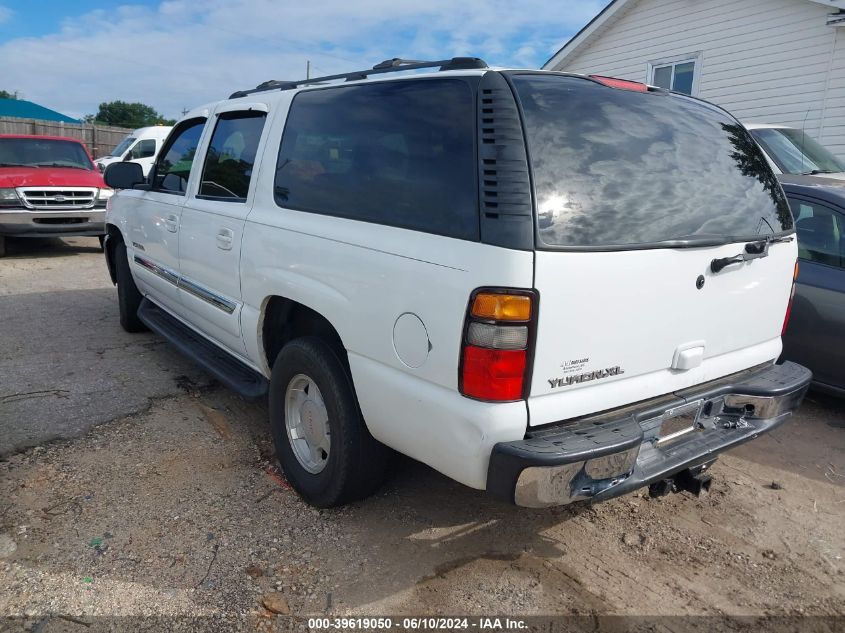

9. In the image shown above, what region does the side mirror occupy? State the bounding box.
[104,161,146,189]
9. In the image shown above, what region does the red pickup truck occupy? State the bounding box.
[0,134,112,257]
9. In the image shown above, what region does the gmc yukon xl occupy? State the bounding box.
[102,58,811,508]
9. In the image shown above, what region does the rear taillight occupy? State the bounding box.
[460,290,536,401]
[782,261,799,335]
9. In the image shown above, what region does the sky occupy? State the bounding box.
[0,0,605,120]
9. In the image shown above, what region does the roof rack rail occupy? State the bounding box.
[229,56,488,99]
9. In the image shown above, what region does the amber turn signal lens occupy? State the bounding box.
[471,293,532,321]
[794,260,799,281]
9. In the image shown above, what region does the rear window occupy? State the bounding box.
[511,74,793,249]
[274,78,478,241]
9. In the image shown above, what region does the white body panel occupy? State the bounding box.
[527,244,796,426]
[123,188,184,314]
[243,155,534,485]
[175,103,273,357]
[178,203,248,355]
[544,0,845,162]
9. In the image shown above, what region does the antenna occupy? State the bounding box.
[800,108,810,175]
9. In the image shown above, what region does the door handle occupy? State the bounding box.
[216,228,234,251]
[164,214,179,233]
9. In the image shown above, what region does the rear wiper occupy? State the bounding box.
[652,236,733,248]
[710,235,794,273]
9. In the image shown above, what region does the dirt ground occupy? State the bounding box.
[1,237,844,631]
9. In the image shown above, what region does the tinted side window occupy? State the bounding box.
[198,112,267,202]
[154,119,206,194]
[129,139,156,160]
[788,197,844,269]
[275,79,478,240]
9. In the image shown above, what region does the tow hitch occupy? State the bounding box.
[648,467,713,498]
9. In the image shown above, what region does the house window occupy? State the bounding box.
[648,54,700,95]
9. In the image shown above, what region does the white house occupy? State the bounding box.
[543,0,845,159]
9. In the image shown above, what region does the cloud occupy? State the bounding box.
[0,5,12,25]
[0,0,604,119]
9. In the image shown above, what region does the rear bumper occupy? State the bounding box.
[0,209,106,237]
[486,361,812,507]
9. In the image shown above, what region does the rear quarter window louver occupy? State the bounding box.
[477,71,534,251]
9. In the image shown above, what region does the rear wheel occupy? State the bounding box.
[269,336,392,507]
[115,241,147,333]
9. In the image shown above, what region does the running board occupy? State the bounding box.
[137,298,269,399]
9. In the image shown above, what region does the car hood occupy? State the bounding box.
[0,166,106,188]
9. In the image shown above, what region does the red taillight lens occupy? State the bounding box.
[589,75,648,92]
[460,289,535,402]
[461,346,527,401]
[782,261,799,335]
[781,293,794,336]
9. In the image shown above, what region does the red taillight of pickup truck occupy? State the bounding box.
[459,289,537,402]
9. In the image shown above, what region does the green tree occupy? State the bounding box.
[0,89,18,100]
[90,100,173,128]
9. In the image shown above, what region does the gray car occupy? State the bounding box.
[779,174,845,395]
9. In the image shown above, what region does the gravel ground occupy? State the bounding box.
[0,237,843,632]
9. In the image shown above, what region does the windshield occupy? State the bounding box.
[0,138,94,170]
[109,135,136,158]
[511,74,793,249]
[749,127,845,175]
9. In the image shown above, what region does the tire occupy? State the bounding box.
[98,235,106,251]
[115,241,147,333]
[0,235,5,258]
[269,336,392,507]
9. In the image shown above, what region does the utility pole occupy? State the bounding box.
[181,107,189,116]
[306,60,311,80]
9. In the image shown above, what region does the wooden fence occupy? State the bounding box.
[0,117,134,158]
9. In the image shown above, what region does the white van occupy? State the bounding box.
[95,126,172,177]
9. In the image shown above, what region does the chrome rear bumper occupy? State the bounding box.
[486,361,811,507]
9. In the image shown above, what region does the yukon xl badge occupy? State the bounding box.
[548,365,625,389]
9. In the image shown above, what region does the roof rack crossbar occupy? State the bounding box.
[229,56,487,99]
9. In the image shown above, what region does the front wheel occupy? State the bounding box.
[115,241,147,333]
[268,336,392,507]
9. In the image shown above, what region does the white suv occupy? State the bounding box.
[102,58,811,508]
